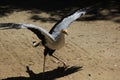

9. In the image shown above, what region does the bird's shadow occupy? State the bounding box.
[2,66,82,80]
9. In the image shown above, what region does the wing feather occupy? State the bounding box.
[49,8,87,34]
[49,7,92,38]
[0,23,55,42]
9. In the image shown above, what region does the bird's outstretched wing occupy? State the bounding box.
[49,6,92,36]
[0,23,55,42]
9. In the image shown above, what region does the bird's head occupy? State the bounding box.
[61,29,68,35]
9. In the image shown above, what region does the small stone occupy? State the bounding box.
[88,74,91,77]
[114,64,117,67]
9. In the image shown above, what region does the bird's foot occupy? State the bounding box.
[51,59,69,68]
[51,55,70,68]
[32,41,41,47]
[62,62,70,68]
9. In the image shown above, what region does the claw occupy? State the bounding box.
[51,55,70,68]
[63,62,70,68]
[32,41,40,47]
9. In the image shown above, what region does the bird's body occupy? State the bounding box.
[46,32,65,50]
[0,6,92,73]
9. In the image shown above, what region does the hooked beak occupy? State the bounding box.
[62,29,68,35]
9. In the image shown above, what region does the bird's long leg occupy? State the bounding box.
[42,55,46,78]
[51,55,67,67]
[43,55,46,73]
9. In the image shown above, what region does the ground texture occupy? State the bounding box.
[0,10,120,80]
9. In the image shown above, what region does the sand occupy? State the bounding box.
[0,11,120,80]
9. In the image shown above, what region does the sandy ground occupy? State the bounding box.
[0,11,120,80]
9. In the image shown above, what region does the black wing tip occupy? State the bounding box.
[76,4,97,14]
[77,6,93,12]
[0,23,22,29]
[0,23,13,27]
